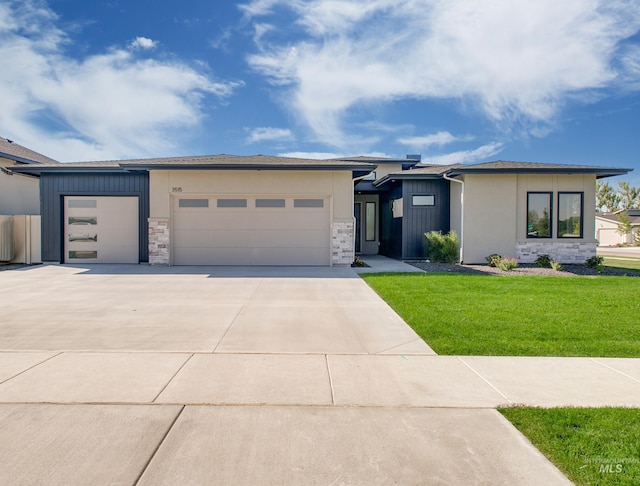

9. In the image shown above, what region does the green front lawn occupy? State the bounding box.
[500,407,640,485]
[605,257,640,271]
[361,273,640,357]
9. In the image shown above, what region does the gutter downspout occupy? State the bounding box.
[443,173,464,264]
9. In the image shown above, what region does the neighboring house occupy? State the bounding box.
[0,137,58,215]
[596,209,640,246]
[0,137,58,263]
[13,154,631,266]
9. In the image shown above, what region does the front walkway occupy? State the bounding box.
[0,262,637,484]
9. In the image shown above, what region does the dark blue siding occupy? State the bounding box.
[40,172,150,262]
[401,180,450,259]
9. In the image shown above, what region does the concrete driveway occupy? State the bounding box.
[0,263,578,484]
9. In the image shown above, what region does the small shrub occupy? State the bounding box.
[550,260,562,271]
[585,255,604,269]
[486,254,502,267]
[351,256,366,267]
[425,231,459,263]
[496,256,518,271]
[535,254,552,268]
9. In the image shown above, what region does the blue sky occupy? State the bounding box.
[1,0,640,183]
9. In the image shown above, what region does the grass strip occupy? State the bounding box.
[604,257,640,271]
[499,407,640,485]
[361,273,640,356]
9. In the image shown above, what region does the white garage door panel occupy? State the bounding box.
[65,196,138,264]
[173,196,330,265]
[174,211,328,231]
[174,246,328,266]
[173,229,327,248]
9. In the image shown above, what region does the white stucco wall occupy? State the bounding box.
[0,159,40,215]
[454,173,598,264]
[460,174,518,264]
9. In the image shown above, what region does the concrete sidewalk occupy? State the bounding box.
[0,262,636,484]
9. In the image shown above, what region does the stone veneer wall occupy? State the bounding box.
[148,218,170,265]
[332,220,354,265]
[516,241,597,264]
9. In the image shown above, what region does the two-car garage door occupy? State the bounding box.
[173,195,330,265]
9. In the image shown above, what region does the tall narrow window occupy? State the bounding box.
[527,192,552,238]
[365,202,376,241]
[558,192,583,238]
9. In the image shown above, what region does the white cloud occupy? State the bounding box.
[398,131,468,150]
[245,0,640,147]
[0,0,242,161]
[129,36,157,50]
[420,142,505,166]
[279,150,392,159]
[278,151,345,159]
[246,127,295,143]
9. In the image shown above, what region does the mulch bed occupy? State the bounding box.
[407,261,640,277]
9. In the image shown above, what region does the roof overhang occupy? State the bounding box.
[372,171,443,187]
[11,160,377,178]
[446,167,632,179]
[0,152,44,165]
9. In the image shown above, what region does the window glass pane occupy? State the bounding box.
[365,202,376,241]
[179,199,209,208]
[217,199,247,208]
[558,193,583,238]
[68,199,97,208]
[68,217,97,226]
[69,250,97,259]
[68,233,97,242]
[527,193,551,238]
[412,195,435,206]
[294,199,324,208]
[256,199,286,208]
[362,171,377,181]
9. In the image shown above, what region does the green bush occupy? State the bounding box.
[535,254,552,268]
[485,254,502,267]
[496,256,518,271]
[585,255,604,269]
[425,231,460,263]
[550,260,563,271]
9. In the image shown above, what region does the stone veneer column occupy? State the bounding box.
[148,218,170,265]
[332,220,354,266]
[516,241,597,264]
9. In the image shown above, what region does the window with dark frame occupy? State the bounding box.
[527,192,552,238]
[557,192,583,238]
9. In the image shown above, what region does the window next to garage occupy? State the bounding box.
[527,192,552,238]
[558,192,583,238]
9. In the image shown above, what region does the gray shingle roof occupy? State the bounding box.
[11,154,376,174]
[0,137,59,165]
[372,160,631,186]
[448,160,631,177]
[596,211,640,224]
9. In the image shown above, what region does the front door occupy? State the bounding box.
[353,195,379,254]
